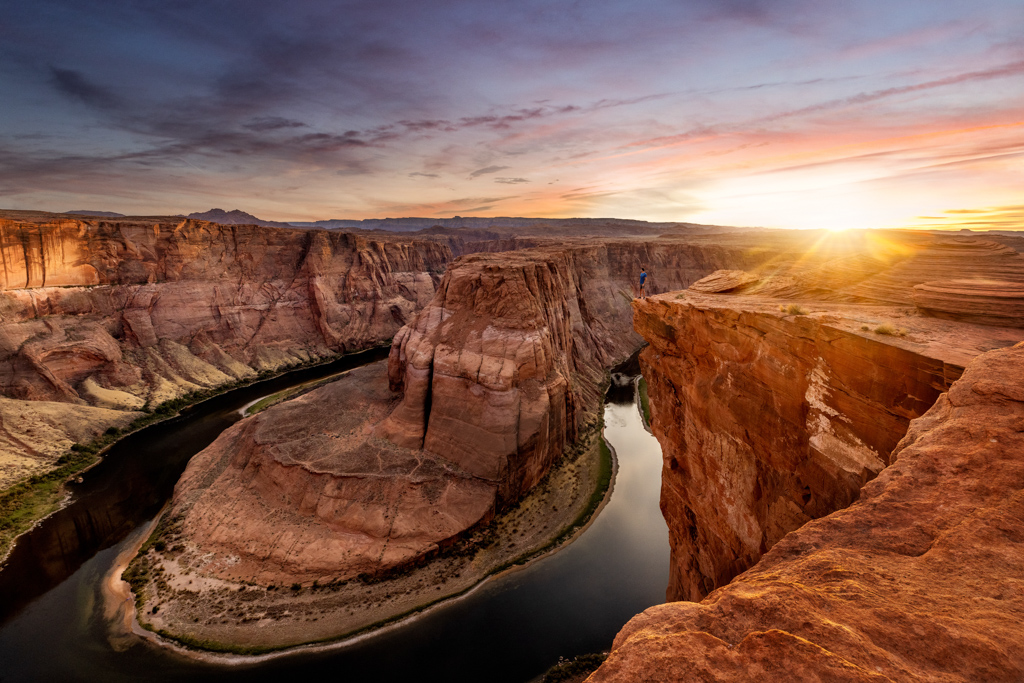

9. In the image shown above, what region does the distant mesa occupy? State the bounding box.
[64,210,125,217]
[186,208,295,229]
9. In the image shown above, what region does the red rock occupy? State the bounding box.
[913,279,1024,327]
[632,292,1024,602]
[169,363,496,583]
[0,220,455,407]
[165,241,776,582]
[591,340,1024,682]
[688,270,759,293]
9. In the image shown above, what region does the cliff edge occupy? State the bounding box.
[591,338,1024,682]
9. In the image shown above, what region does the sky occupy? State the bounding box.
[1,0,1022,229]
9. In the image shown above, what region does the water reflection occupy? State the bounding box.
[0,357,668,683]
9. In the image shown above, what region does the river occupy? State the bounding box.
[0,353,668,682]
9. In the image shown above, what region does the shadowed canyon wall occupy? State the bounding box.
[592,339,1024,682]
[633,293,1024,602]
[0,219,456,487]
[160,242,771,585]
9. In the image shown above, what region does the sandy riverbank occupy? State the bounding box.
[109,421,613,657]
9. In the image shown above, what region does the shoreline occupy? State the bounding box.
[0,345,388,567]
[108,409,618,662]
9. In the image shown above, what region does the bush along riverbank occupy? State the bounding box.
[120,391,617,657]
[0,346,388,564]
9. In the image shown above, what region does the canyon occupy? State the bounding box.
[592,329,1024,682]
[0,215,762,492]
[4,213,1024,675]
[591,244,1024,679]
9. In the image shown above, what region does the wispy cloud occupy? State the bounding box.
[469,165,510,178]
[49,67,121,109]
[911,204,1024,230]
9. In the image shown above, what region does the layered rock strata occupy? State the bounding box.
[591,340,1024,682]
[155,240,777,591]
[169,362,496,582]
[633,292,1024,602]
[0,219,455,487]
[913,279,1024,327]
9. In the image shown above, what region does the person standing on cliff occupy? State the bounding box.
[638,267,648,298]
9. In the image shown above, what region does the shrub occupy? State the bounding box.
[786,304,808,315]
[874,324,897,335]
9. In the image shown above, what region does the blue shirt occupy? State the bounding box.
[639,272,647,284]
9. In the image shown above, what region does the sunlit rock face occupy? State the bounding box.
[632,293,1024,601]
[591,340,1024,682]
[166,242,767,583]
[0,219,453,487]
[0,219,454,406]
[913,279,1024,327]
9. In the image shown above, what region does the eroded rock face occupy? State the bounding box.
[169,363,496,583]
[913,279,1024,327]
[163,242,769,583]
[591,340,1024,682]
[633,292,1024,602]
[0,221,453,404]
[0,219,453,485]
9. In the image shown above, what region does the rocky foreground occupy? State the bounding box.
[590,243,1024,680]
[591,338,1024,682]
[634,292,1024,603]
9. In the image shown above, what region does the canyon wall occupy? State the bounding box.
[633,292,1024,602]
[0,219,455,487]
[592,339,1024,682]
[158,242,769,585]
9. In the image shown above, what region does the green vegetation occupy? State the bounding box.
[245,371,346,416]
[542,653,610,683]
[129,413,618,656]
[638,376,651,426]
[874,323,908,337]
[0,347,388,562]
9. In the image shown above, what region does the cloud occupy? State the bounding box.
[494,177,530,184]
[243,117,307,132]
[409,172,440,178]
[912,204,1024,230]
[49,66,120,109]
[469,165,510,178]
[767,59,1024,122]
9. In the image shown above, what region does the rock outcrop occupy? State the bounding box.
[169,363,496,583]
[160,242,748,584]
[688,270,760,293]
[590,340,1024,682]
[633,292,1024,603]
[0,219,454,486]
[913,279,1024,327]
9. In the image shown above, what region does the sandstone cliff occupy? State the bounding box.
[158,241,767,585]
[633,292,1024,603]
[591,340,1024,682]
[0,219,453,487]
